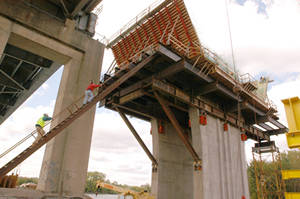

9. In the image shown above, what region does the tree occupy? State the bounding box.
[17,177,38,186]
[85,171,106,193]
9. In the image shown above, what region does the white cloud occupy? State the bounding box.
[88,109,152,186]
[0,102,54,177]
[185,0,300,76]
[41,83,49,90]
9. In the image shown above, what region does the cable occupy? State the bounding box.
[224,0,237,74]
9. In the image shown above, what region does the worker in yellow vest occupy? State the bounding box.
[34,113,52,144]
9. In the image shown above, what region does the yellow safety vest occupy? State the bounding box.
[36,117,45,128]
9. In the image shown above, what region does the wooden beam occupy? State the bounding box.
[165,6,179,40]
[119,89,145,104]
[149,18,158,42]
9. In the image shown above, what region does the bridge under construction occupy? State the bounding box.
[0,0,288,198]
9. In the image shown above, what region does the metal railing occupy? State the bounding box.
[0,89,101,160]
[108,0,168,46]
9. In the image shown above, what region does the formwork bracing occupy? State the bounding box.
[252,141,286,199]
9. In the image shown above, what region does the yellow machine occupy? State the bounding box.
[96,181,154,199]
[281,96,300,198]
[281,96,300,148]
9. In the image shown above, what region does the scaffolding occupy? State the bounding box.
[252,141,285,199]
[106,0,277,111]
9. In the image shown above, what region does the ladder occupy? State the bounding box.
[0,55,153,177]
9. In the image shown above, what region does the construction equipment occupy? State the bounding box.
[282,96,300,148]
[281,96,300,198]
[96,181,154,199]
[0,173,18,188]
[252,141,285,199]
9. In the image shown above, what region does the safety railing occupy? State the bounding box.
[167,33,239,81]
[240,73,255,84]
[108,0,167,46]
[240,73,257,92]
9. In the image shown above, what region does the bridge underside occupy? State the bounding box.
[0,43,60,125]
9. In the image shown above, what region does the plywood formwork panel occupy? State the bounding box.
[109,0,200,68]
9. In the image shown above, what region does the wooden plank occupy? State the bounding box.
[119,89,145,104]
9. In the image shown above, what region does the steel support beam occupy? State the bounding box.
[154,91,202,167]
[152,79,270,140]
[247,115,286,129]
[60,0,70,16]
[70,0,90,18]
[112,103,152,121]
[157,44,181,62]
[85,0,103,13]
[116,108,158,168]
[197,82,218,95]
[258,123,273,131]
[118,60,184,98]
[119,89,145,104]
[10,60,23,78]
[265,128,288,136]
[0,96,15,106]
[0,69,25,90]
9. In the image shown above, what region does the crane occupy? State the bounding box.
[95,181,154,199]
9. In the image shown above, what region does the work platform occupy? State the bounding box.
[101,42,286,141]
[101,0,287,141]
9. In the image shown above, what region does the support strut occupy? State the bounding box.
[116,107,158,171]
[154,91,202,170]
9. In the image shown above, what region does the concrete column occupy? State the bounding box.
[151,119,193,199]
[0,16,12,56]
[37,39,105,197]
[189,107,250,199]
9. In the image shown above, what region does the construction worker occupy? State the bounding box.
[83,80,102,105]
[34,113,52,144]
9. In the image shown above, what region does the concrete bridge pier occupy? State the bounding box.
[151,119,194,199]
[0,2,105,196]
[189,107,250,199]
[36,39,104,197]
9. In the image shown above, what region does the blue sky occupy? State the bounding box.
[0,0,300,186]
[236,0,267,14]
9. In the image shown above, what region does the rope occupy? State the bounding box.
[224,0,237,74]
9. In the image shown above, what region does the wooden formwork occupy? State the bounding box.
[109,0,200,67]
